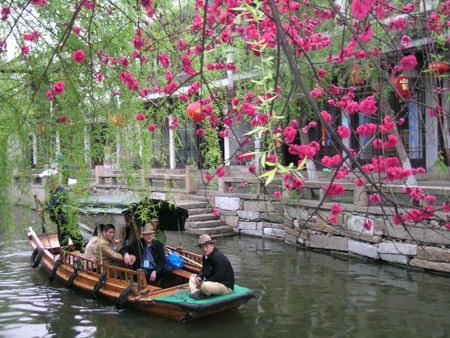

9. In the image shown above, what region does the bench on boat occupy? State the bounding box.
[63,252,193,291]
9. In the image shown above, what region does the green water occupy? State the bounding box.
[1,208,450,337]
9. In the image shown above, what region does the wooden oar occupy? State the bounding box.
[179,254,202,268]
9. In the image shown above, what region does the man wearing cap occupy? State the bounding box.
[189,234,235,300]
[119,224,173,288]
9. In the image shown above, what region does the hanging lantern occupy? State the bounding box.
[39,124,45,134]
[428,61,450,75]
[394,76,410,99]
[186,101,204,123]
[351,64,365,86]
[108,113,126,127]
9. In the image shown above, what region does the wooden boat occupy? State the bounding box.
[27,227,254,321]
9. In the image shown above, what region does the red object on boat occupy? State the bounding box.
[186,101,203,123]
[394,76,410,99]
[428,62,450,75]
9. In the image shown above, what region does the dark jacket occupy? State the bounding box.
[119,239,166,274]
[198,247,234,290]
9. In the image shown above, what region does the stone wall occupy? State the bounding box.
[213,195,450,275]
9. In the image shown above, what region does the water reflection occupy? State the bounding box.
[1,208,450,337]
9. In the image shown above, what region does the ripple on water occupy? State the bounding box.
[0,323,49,338]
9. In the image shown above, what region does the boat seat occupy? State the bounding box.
[172,269,193,280]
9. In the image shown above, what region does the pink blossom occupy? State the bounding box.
[400,55,418,70]
[228,187,235,193]
[292,177,304,189]
[205,173,212,181]
[158,53,170,67]
[324,184,345,197]
[337,125,351,138]
[331,203,342,215]
[359,96,377,115]
[401,35,411,47]
[136,113,146,121]
[317,69,326,78]
[443,201,450,212]
[274,191,281,198]
[98,73,103,82]
[148,124,156,132]
[53,81,65,95]
[356,178,364,187]
[321,111,331,123]
[178,94,189,102]
[330,215,337,224]
[111,57,117,64]
[196,129,204,136]
[120,57,129,67]
[58,116,67,123]
[363,220,373,231]
[21,45,29,55]
[352,0,372,19]
[393,214,405,225]
[369,193,381,204]
[213,208,219,216]
[216,167,226,177]
[73,50,86,63]
[248,166,256,174]
[74,26,81,35]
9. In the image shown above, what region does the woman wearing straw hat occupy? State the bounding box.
[189,234,235,300]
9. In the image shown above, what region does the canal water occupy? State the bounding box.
[1,208,450,337]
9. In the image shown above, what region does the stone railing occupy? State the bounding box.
[94,165,198,194]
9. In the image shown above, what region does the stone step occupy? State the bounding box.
[186,219,224,229]
[187,213,219,222]
[185,194,210,202]
[186,226,235,236]
[187,208,213,216]
[177,200,209,209]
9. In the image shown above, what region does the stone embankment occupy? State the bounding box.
[210,195,450,275]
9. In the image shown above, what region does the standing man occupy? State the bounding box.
[189,234,235,300]
[38,176,85,251]
[119,224,173,288]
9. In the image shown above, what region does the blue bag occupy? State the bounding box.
[166,250,184,270]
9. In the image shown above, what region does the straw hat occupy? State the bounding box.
[142,223,156,235]
[195,234,217,247]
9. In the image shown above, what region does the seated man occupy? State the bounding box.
[119,224,172,288]
[189,234,235,300]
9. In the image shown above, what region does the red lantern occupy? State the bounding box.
[351,64,365,86]
[394,76,410,99]
[428,62,450,75]
[39,124,45,134]
[186,101,204,123]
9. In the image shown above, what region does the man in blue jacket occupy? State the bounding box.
[189,234,234,300]
[119,224,173,288]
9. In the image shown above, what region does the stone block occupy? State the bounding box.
[263,227,285,238]
[346,214,374,235]
[309,235,348,251]
[243,200,275,212]
[238,221,258,230]
[219,210,238,216]
[348,240,380,259]
[215,196,240,211]
[306,222,340,235]
[422,228,450,246]
[379,253,411,265]
[353,185,369,207]
[409,259,450,273]
[237,210,260,221]
[378,242,417,256]
[225,215,239,227]
[260,212,284,223]
[240,229,263,236]
[417,247,450,263]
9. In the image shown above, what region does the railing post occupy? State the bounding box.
[95,165,104,185]
[354,185,369,207]
[185,165,197,193]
